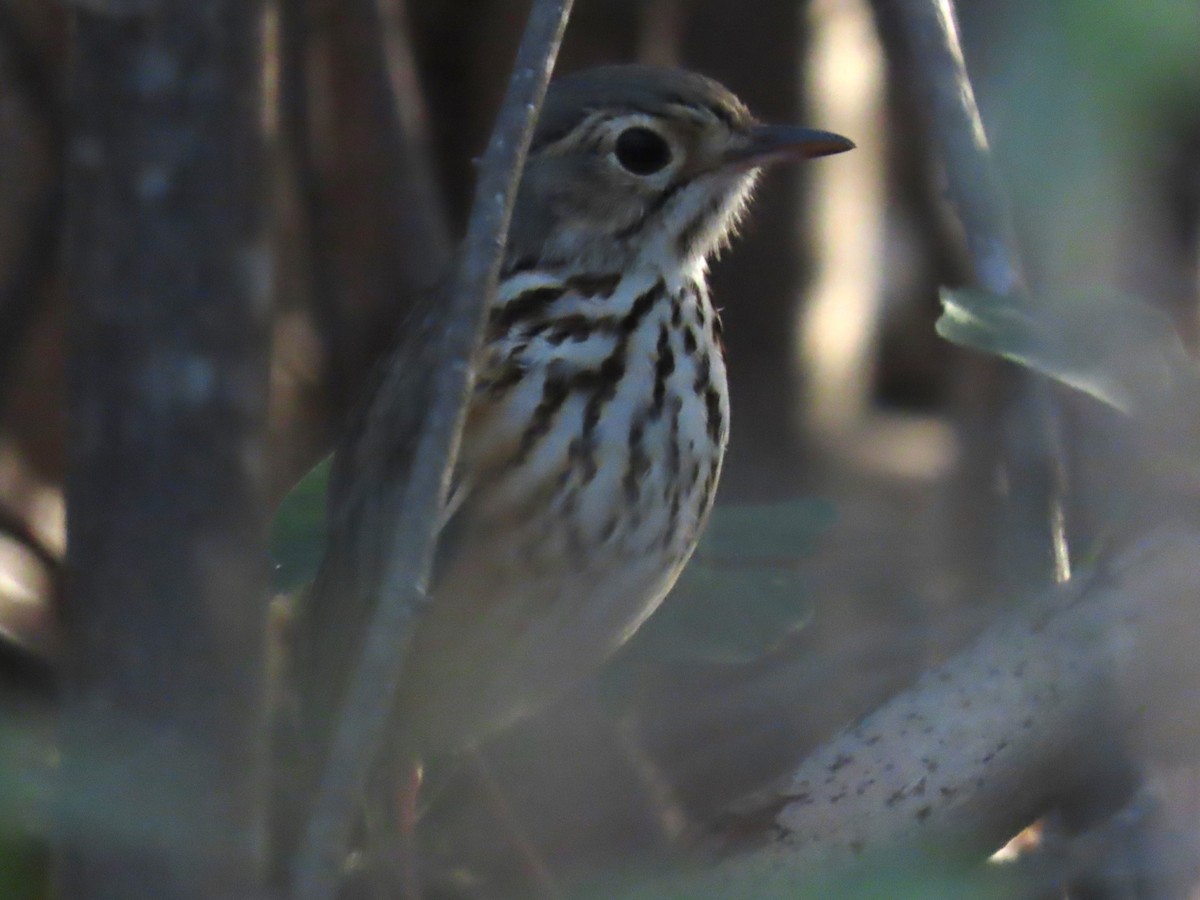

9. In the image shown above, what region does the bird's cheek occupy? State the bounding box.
[572,184,646,234]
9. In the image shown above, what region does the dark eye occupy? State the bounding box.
[614,127,673,176]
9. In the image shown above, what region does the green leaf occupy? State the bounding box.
[607,500,833,670]
[937,287,1198,415]
[269,455,332,592]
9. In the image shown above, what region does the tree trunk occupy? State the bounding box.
[60,2,270,896]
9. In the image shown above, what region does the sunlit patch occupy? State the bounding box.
[989,819,1044,864]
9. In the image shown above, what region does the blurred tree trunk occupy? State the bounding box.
[300,0,450,401]
[268,0,452,497]
[60,2,270,897]
[682,0,813,498]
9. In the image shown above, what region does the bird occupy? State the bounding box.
[290,62,853,824]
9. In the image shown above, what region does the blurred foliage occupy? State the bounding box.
[581,844,1016,900]
[0,722,51,900]
[937,286,1199,415]
[0,833,46,900]
[1057,0,1200,119]
[609,499,835,668]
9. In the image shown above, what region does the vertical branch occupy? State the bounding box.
[60,1,270,897]
[870,0,1023,297]
[287,1,575,897]
[869,0,1071,583]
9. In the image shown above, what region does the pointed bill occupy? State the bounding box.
[724,125,855,169]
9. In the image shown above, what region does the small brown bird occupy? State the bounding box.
[300,64,853,768]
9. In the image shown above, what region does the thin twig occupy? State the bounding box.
[869,0,1072,582]
[287,2,575,897]
[871,0,1023,298]
[464,745,566,899]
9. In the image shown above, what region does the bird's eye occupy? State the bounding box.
[614,127,673,176]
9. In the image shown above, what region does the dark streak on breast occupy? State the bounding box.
[698,456,720,519]
[478,364,525,397]
[662,488,682,551]
[704,386,724,443]
[599,515,619,544]
[511,374,570,467]
[492,273,622,337]
[490,285,566,334]
[693,353,711,394]
[666,394,682,487]
[565,272,622,297]
[651,323,675,418]
[571,280,665,481]
[624,409,651,523]
[543,314,618,345]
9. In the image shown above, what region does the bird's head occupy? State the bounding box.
[505,64,854,275]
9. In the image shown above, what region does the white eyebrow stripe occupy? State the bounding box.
[540,110,611,155]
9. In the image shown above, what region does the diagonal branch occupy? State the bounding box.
[608,529,1200,897]
[870,0,1024,299]
[286,1,575,897]
[869,0,1073,584]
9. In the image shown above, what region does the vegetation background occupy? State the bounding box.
[0,0,1198,897]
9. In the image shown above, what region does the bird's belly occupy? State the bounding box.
[402,293,730,753]
[404,380,726,753]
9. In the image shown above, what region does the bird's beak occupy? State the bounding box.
[724,124,855,170]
